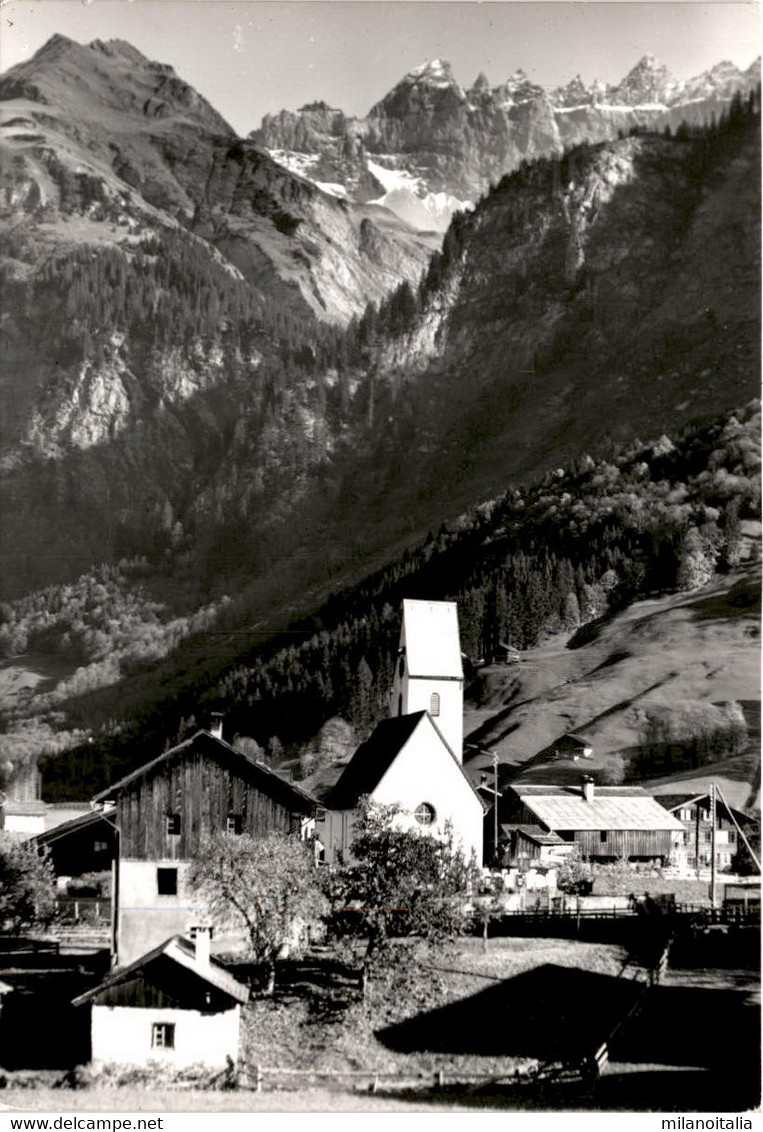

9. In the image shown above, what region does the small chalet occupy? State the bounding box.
[32,805,117,880]
[92,723,318,966]
[319,600,485,865]
[656,793,758,873]
[552,734,594,761]
[504,778,685,864]
[72,932,248,1070]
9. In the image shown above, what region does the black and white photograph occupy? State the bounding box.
[0,0,760,1116]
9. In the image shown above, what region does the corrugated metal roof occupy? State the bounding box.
[402,599,463,679]
[515,787,685,832]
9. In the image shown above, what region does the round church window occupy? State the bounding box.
[415,802,436,825]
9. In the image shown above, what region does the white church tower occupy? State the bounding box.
[390,599,464,761]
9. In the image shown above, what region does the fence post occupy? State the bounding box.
[255,1064,262,1093]
[436,1069,445,1088]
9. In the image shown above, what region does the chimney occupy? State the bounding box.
[582,775,595,804]
[194,926,212,967]
[209,712,224,740]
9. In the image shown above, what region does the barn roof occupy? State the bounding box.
[501,824,567,846]
[32,805,116,848]
[91,730,317,814]
[513,785,685,832]
[402,599,463,679]
[326,712,487,812]
[657,793,756,824]
[72,935,249,1007]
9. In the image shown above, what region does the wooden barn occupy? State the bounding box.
[92,725,318,966]
[72,932,248,1069]
[503,778,685,864]
[32,805,117,880]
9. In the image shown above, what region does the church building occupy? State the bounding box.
[319,600,485,865]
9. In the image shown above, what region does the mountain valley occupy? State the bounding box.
[0,34,759,801]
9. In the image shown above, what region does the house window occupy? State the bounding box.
[226,813,242,835]
[157,867,178,895]
[397,694,403,717]
[166,813,181,836]
[415,802,436,826]
[679,808,692,822]
[430,693,441,717]
[151,1022,175,1049]
[600,831,607,843]
[93,840,109,853]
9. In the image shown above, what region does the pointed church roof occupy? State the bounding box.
[401,599,463,679]
[326,712,425,809]
[326,711,487,812]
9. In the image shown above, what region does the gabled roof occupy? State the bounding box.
[72,935,249,1007]
[658,793,757,825]
[326,713,425,809]
[32,805,116,848]
[401,599,463,679]
[512,784,685,832]
[92,730,317,814]
[500,824,567,847]
[326,711,487,813]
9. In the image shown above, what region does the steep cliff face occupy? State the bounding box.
[0,35,437,596]
[328,122,760,540]
[251,54,760,229]
[0,36,758,623]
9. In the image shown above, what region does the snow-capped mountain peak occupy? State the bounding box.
[408,58,457,87]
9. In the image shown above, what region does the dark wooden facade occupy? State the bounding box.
[95,731,316,861]
[505,798,675,862]
[92,961,233,1012]
[571,828,673,861]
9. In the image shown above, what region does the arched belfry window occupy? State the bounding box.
[397,694,403,716]
[430,692,441,717]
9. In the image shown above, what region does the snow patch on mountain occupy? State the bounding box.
[366,159,472,231]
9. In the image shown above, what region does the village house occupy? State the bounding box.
[32,805,117,882]
[502,778,686,865]
[551,733,594,761]
[656,792,758,873]
[318,600,485,866]
[91,721,318,966]
[72,931,249,1070]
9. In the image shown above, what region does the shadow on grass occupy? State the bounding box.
[377,964,640,1062]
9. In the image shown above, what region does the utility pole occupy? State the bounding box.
[710,782,717,911]
[493,749,499,864]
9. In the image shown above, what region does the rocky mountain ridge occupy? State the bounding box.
[0,34,436,325]
[252,53,761,228]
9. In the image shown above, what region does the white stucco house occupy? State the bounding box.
[72,931,249,1070]
[318,599,485,865]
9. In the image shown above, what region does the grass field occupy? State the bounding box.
[1,934,758,1114]
[463,567,760,808]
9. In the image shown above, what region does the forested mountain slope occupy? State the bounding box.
[0,42,758,797]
